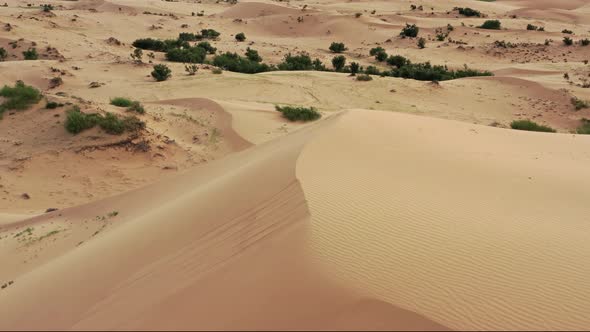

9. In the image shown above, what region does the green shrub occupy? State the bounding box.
[197,41,217,54]
[42,4,53,12]
[563,37,573,46]
[510,120,556,133]
[454,7,481,17]
[151,64,172,81]
[400,24,419,38]
[479,20,501,30]
[275,105,321,122]
[212,68,223,74]
[580,39,589,46]
[369,47,385,56]
[0,81,42,118]
[100,112,127,134]
[332,55,346,71]
[576,119,590,135]
[526,24,537,31]
[0,47,6,61]
[562,29,573,34]
[45,101,63,109]
[350,62,360,75]
[572,97,589,110]
[387,55,410,68]
[389,62,492,81]
[110,97,133,107]
[277,53,314,71]
[178,32,199,42]
[166,46,207,63]
[65,107,101,134]
[235,32,246,41]
[417,37,426,49]
[329,42,347,53]
[245,47,262,62]
[375,50,388,62]
[200,29,220,39]
[23,48,38,60]
[356,74,373,81]
[132,38,189,52]
[127,101,145,114]
[212,52,270,73]
[364,65,380,75]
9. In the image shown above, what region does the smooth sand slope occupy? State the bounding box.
[2,110,590,330]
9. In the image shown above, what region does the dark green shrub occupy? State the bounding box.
[235,32,246,41]
[572,97,589,110]
[212,52,270,73]
[312,58,327,71]
[387,55,410,68]
[275,105,321,122]
[110,97,133,107]
[454,7,481,17]
[580,39,589,46]
[197,41,217,54]
[178,32,199,42]
[23,48,38,60]
[46,101,63,109]
[526,24,537,31]
[42,4,53,12]
[375,50,388,62]
[200,29,220,39]
[245,47,262,62]
[277,53,314,71]
[329,42,347,53]
[562,29,573,34]
[369,47,385,56]
[417,37,426,49]
[332,55,346,71]
[0,81,42,118]
[166,46,207,63]
[400,24,419,38]
[350,62,360,75]
[127,101,145,114]
[563,37,573,46]
[65,107,101,134]
[510,120,556,133]
[389,62,492,81]
[0,47,7,61]
[576,119,590,135]
[132,38,188,52]
[151,64,172,81]
[99,112,126,134]
[364,66,380,75]
[65,107,145,134]
[479,20,501,30]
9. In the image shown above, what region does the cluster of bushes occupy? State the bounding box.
[235,32,246,42]
[276,53,326,71]
[151,64,172,81]
[563,37,589,46]
[132,38,189,52]
[23,48,38,60]
[576,118,590,135]
[329,42,347,53]
[0,81,42,118]
[454,7,481,17]
[65,106,145,134]
[526,24,544,31]
[571,97,589,110]
[510,120,555,133]
[166,46,207,63]
[275,105,321,122]
[212,52,270,73]
[400,24,419,38]
[390,61,492,81]
[110,97,145,114]
[479,20,501,30]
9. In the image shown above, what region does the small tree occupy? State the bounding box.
[235,32,246,42]
[22,48,38,60]
[375,50,388,62]
[151,64,171,81]
[130,48,143,64]
[329,42,347,53]
[245,47,262,62]
[350,62,360,76]
[332,55,346,71]
[400,24,419,38]
[185,64,198,75]
[0,47,6,61]
[417,37,426,49]
[369,47,385,56]
[479,20,501,30]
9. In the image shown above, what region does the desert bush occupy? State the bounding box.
[127,101,145,114]
[132,38,189,52]
[42,4,53,12]
[580,39,590,46]
[329,42,347,53]
[563,37,573,46]
[130,48,143,63]
[332,55,346,71]
[197,41,217,54]
[277,53,314,71]
[562,29,573,34]
[389,62,492,81]
[0,47,6,61]
[45,101,63,109]
[178,32,199,41]
[211,68,223,74]
[275,105,321,122]
[454,7,481,17]
[526,24,537,31]
[417,37,426,49]
[110,97,133,107]
[65,107,145,134]
[200,29,220,39]
[235,32,246,41]
[0,81,42,117]
[479,20,501,30]
[166,46,206,63]
[364,65,380,75]
[212,52,270,73]
[400,24,419,38]
[576,119,590,135]
[369,47,385,56]
[185,64,198,75]
[572,97,589,110]
[386,55,410,68]
[349,62,360,75]
[356,74,373,81]
[151,64,172,81]
[375,50,388,62]
[65,107,101,134]
[510,120,556,133]
[23,48,38,60]
[245,47,262,62]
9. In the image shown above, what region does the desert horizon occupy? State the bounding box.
[1,0,590,330]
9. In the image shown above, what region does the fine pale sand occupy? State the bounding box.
[1,0,590,330]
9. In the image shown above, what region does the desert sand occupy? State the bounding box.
[1,0,590,330]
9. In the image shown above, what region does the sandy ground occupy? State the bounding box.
[1,0,590,330]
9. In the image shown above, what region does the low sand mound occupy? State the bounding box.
[506,8,586,23]
[219,2,306,19]
[298,110,590,330]
[498,0,590,10]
